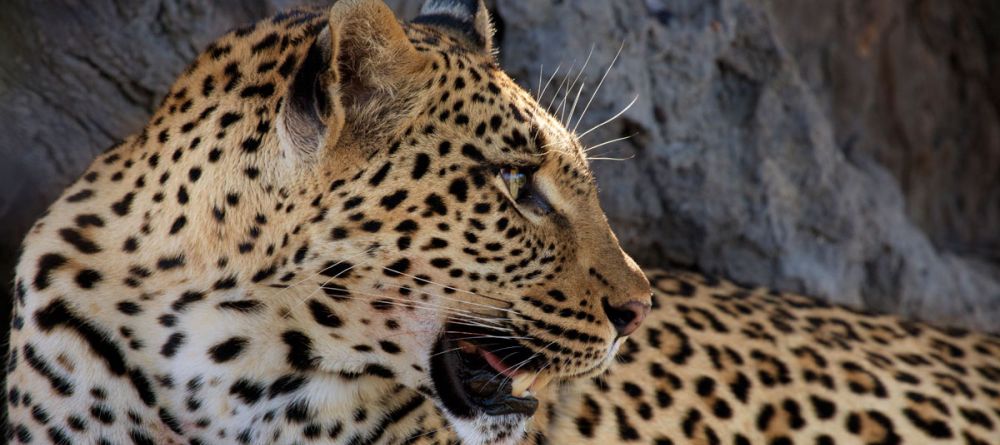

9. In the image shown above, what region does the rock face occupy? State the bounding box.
[768,0,1000,263]
[1,0,997,341]
[495,0,1000,331]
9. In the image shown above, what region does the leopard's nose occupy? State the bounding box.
[602,297,651,337]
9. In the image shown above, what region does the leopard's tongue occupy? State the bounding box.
[460,340,554,398]
[479,344,519,377]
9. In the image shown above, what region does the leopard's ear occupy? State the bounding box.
[277,0,429,164]
[414,0,494,54]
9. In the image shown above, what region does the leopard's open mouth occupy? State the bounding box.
[429,321,552,418]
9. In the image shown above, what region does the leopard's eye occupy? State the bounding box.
[498,166,552,215]
[500,167,529,201]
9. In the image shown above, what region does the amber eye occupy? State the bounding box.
[498,166,552,215]
[500,167,529,201]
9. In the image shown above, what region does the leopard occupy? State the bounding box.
[4,1,652,444]
[6,1,1000,445]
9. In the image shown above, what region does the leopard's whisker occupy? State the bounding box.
[278,245,377,299]
[561,46,593,125]
[536,63,545,98]
[402,423,455,443]
[486,348,532,388]
[427,345,466,359]
[584,133,636,155]
[566,55,593,127]
[300,248,519,313]
[382,327,519,346]
[314,284,498,317]
[587,155,636,162]
[316,287,510,328]
[438,332,528,341]
[578,94,638,141]
[427,341,530,361]
[377,266,519,307]
[546,63,576,114]
[572,40,625,133]
[295,252,523,325]
[288,247,376,311]
[493,338,556,390]
[537,63,562,103]
[377,281,522,317]
[489,334,556,389]
[442,320,513,334]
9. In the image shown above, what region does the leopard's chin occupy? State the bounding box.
[447,412,529,445]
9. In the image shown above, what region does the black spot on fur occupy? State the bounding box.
[269,374,307,398]
[169,215,187,234]
[22,344,75,395]
[230,378,266,404]
[208,337,249,363]
[73,268,102,289]
[282,330,316,370]
[461,143,485,162]
[424,194,447,215]
[111,192,136,216]
[34,298,127,376]
[161,333,186,357]
[251,32,280,53]
[412,153,431,179]
[129,428,155,445]
[240,83,275,99]
[379,341,401,354]
[369,162,393,186]
[75,214,105,228]
[158,408,183,435]
[448,178,468,202]
[157,255,186,270]
[58,228,101,254]
[380,190,409,210]
[214,275,239,290]
[171,291,205,312]
[66,189,95,202]
[34,253,67,290]
[308,300,343,328]
[285,399,312,423]
[128,367,157,406]
[384,258,410,277]
[241,137,262,153]
[218,300,264,312]
[251,265,278,283]
[219,112,243,128]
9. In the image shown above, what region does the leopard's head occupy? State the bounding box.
[199,0,650,442]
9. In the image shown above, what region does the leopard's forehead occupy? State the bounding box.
[401,23,598,193]
[161,7,592,186]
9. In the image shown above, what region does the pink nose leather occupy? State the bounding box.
[603,299,651,336]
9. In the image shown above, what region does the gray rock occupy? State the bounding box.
[494,0,1000,330]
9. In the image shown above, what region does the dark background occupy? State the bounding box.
[2,0,999,372]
